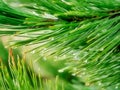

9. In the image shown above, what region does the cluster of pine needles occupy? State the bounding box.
[0,0,120,90]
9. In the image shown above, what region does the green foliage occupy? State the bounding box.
[0,56,72,90]
[0,0,120,90]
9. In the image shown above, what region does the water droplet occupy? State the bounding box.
[84,60,88,63]
[31,50,35,54]
[50,37,54,41]
[99,48,104,51]
[79,46,84,49]
[43,13,58,20]
[40,48,47,55]
[72,53,76,56]
[74,55,79,60]
[73,68,77,71]
[115,85,118,89]
[102,29,107,33]
[81,72,86,75]
[85,82,90,86]
[83,68,86,71]
[98,81,102,86]
[58,69,64,73]
[32,11,39,16]
[72,73,76,76]
[89,48,94,51]
[43,57,47,61]
[96,34,100,37]
[58,67,69,73]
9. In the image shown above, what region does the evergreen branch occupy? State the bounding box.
[0,0,120,89]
